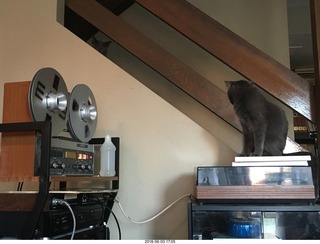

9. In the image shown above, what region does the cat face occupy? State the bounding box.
[90,36,112,56]
[225,80,253,104]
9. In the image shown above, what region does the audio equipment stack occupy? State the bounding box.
[0,68,119,240]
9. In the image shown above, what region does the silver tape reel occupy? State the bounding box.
[29,67,69,136]
[67,84,98,142]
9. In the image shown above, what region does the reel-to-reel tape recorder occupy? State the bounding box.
[2,67,99,176]
[29,67,98,176]
[29,67,98,143]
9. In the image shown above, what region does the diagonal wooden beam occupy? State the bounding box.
[136,0,314,122]
[65,0,241,130]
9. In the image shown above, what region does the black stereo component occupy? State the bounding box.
[0,193,115,240]
[37,203,104,238]
[77,193,115,206]
[50,137,94,176]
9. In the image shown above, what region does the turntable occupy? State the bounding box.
[195,164,316,203]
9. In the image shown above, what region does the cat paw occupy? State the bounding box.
[251,153,262,156]
[237,153,248,156]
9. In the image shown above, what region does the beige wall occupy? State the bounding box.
[0,0,290,240]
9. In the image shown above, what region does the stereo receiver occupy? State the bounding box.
[50,137,94,176]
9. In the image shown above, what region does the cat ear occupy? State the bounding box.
[225,80,231,88]
[91,36,99,45]
[103,41,112,47]
[247,80,254,86]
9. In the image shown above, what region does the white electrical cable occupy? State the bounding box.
[52,198,76,240]
[115,194,192,224]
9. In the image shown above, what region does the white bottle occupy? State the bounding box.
[100,135,116,176]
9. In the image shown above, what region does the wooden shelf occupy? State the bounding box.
[0,176,118,182]
[49,175,119,191]
[0,176,39,182]
[50,175,118,182]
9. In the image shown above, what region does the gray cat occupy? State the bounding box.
[225,80,288,156]
[89,36,112,56]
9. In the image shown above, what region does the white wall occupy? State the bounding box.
[0,0,290,240]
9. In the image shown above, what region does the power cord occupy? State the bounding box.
[52,198,76,240]
[115,194,193,224]
[91,196,122,240]
[105,205,122,240]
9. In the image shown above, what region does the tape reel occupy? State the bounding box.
[67,84,98,142]
[29,67,69,136]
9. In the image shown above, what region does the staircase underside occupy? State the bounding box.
[63,0,314,153]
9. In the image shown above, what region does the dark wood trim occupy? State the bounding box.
[136,0,313,122]
[97,0,134,15]
[310,0,320,194]
[310,0,320,131]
